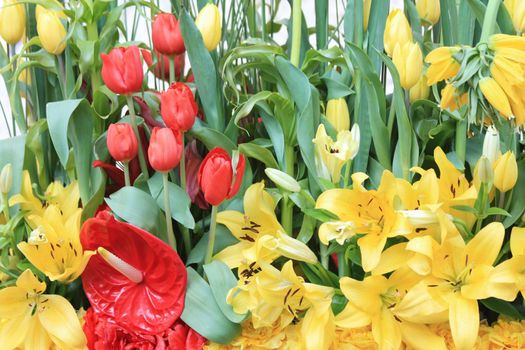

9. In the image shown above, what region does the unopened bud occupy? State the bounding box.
[482,126,500,166]
[477,156,494,184]
[264,168,301,193]
[0,164,13,194]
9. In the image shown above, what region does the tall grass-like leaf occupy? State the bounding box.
[440,0,458,45]
[366,0,389,75]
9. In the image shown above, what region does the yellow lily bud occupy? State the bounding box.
[384,9,413,57]
[0,0,25,44]
[482,125,500,166]
[409,75,430,102]
[37,8,67,55]
[264,168,301,193]
[363,0,372,31]
[439,83,468,111]
[325,98,350,133]
[393,41,423,90]
[504,0,525,34]
[425,46,461,85]
[195,3,221,52]
[416,0,441,26]
[479,77,513,119]
[494,151,518,192]
[0,163,12,194]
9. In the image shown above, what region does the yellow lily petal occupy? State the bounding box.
[358,233,388,272]
[259,231,318,264]
[372,243,407,276]
[315,189,354,221]
[0,313,32,350]
[16,269,46,294]
[395,283,448,324]
[38,294,87,349]
[371,308,402,350]
[399,321,447,350]
[8,171,43,214]
[510,226,525,256]
[0,286,31,319]
[465,222,504,266]
[339,276,385,314]
[449,294,479,350]
[334,301,371,329]
[23,315,53,350]
[301,301,335,350]
[213,241,252,268]
[244,182,281,229]
[461,265,494,300]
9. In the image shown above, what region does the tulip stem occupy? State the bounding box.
[205,205,218,265]
[455,119,467,165]
[179,134,192,255]
[126,95,149,180]
[163,172,177,251]
[337,251,349,277]
[281,145,295,234]
[343,160,352,188]
[290,0,302,67]
[169,56,176,84]
[480,0,502,42]
[123,162,131,187]
[2,193,9,222]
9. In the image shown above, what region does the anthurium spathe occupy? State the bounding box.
[336,268,448,350]
[424,222,511,350]
[215,182,317,268]
[0,269,86,350]
[316,172,411,272]
[80,211,187,334]
[312,124,359,184]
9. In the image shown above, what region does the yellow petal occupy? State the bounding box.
[260,231,318,264]
[372,243,408,276]
[449,294,479,350]
[395,283,448,324]
[23,315,53,350]
[301,301,335,350]
[38,295,86,349]
[339,276,385,314]
[0,286,31,319]
[371,308,402,350]
[358,233,388,272]
[399,321,447,350]
[334,302,371,329]
[315,188,354,220]
[244,182,281,230]
[0,313,32,350]
[465,222,504,266]
[16,269,46,294]
[213,241,252,268]
[511,227,525,256]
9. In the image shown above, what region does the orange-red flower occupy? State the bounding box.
[101,46,144,95]
[107,123,138,162]
[152,13,185,56]
[161,83,198,132]
[148,127,183,172]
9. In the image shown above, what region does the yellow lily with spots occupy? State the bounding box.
[336,267,448,350]
[215,182,317,268]
[316,172,411,272]
[0,269,86,349]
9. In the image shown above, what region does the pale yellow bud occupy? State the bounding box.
[393,41,423,90]
[494,151,518,192]
[384,9,413,57]
[482,126,501,166]
[264,168,301,193]
[409,75,430,102]
[0,0,25,44]
[37,8,67,55]
[416,0,441,26]
[325,98,350,133]
[195,3,221,51]
[0,163,12,194]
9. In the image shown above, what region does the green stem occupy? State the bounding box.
[205,205,218,265]
[123,162,131,187]
[281,145,295,234]
[337,251,349,277]
[261,0,267,41]
[290,0,302,67]
[163,172,177,251]
[2,193,9,221]
[126,95,150,180]
[480,0,502,42]
[343,160,352,188]
[169,56,175,84]
[455,119,467,166]
[179,133,191,255]
[87,22,102,94]
[56,55,67,99]
[320,243,329,269]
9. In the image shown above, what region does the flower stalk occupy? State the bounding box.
[163,172,177,251]
[290,0,302,67]
[480,0,502,42]
[205,205,218,265]
[126,95,149,180]
[123,162,131,187]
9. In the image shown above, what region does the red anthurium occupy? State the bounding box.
[101,46,144,95]
[142,49,185,81]
[160,82,198,132]
[80,211,187,335]
[152,13,185,56]
[148,127,183,172]
[198,147,245,206]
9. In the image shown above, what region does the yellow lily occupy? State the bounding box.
[312,124,360,184]
[9,171,44,215]
[0,269,86,349]
[425,47,461,85]
[215,182,317,268]
[17,205,95,283]
[424,223,511,350]
[316,172,411,271]
[336,268,448,350]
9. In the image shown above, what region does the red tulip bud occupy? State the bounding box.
[148,127,183,172]
[198,148,245,206]
[152,13,185,56]
[160,83,198,132]
[106,123,138,163]
[101,46,144,95]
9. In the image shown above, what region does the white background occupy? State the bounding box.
[0,0,403,139]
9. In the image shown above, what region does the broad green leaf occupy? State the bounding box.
[189,119,236,153]
[181,268,241,343]
[105,186,160,234]
[187,224,238,265]
[204,260,247,323]
[481,298,523,320]
[0,135,26,201]
[504,160,525,228]
[238,142,279,169]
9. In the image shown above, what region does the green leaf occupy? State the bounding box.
[147,173,195,229]
[181,268,241,343]
[304,208,339,223]
[189,119,236,153]
[179,10,223,131]
[238,142,279,169]
[486,207,511,217]
[187,224,238,265]
[505,160,525,228]
[204,260,247,323]
[0,135,26,199]
[105,187,160,234]
[481,298,523,320]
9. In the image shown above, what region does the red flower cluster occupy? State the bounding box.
[83,307,206,350]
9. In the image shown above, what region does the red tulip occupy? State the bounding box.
[148,127,183,172]
[152,13,185,56]
[101,46,144,95]
[161,83,198,132]
[106,123,138,162]
[81,211,187,335]
[142,49,185,81]
[198,147,246,206]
